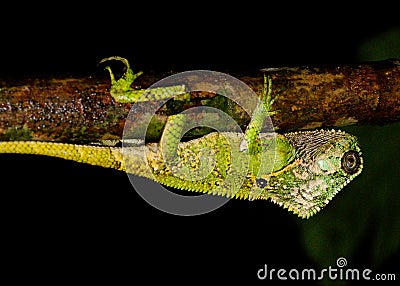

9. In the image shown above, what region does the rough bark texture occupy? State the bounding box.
[0,59,399,143]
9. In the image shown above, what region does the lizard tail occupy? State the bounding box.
[0,141,159,180]
[0,141,125,171]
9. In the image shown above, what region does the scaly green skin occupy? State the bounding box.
[0,57,364,218]
[99,56,189,103]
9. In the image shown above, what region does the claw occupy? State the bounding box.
[98,56,143,90]
[98,56,130,70]
[103,65,116,84]
[261,73,280,114]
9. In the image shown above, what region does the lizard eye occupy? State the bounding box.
[341,150,361,174]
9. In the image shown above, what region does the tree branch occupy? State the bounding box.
[1,58,399,142]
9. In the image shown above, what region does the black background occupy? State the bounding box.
[1,2,399,284]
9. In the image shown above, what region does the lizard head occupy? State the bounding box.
[254,129,363,218]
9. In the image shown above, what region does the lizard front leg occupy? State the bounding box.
[241,74,278,153]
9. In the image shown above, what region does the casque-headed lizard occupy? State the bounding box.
[0,57,363,218]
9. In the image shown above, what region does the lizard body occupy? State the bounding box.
[0,57,363,218]
[0,129,362,218]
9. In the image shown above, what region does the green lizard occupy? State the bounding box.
[0,57,363,218]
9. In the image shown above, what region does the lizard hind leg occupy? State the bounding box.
[99,56,189,103]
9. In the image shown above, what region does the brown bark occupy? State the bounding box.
[1,58,399,143]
